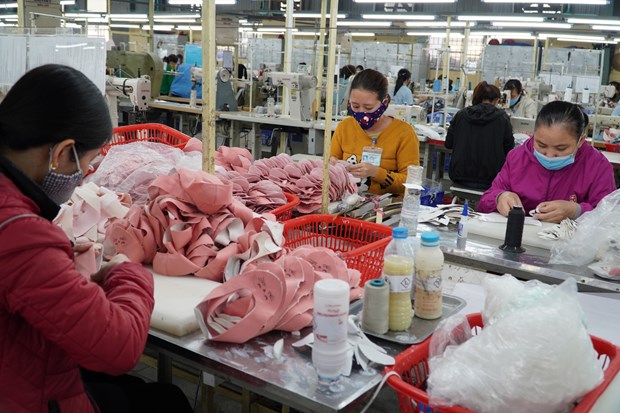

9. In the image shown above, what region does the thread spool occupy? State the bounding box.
[499,205,526,253]
[361,279,389,335]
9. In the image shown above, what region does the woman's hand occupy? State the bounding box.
[348,162,379,179]
[91,254,131,284]
[497,191,523,216]
[533,201,579,223]
[329,156,339,166]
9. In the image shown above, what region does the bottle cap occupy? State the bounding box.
[368,279,385,287]
[421,231,440,247]
[392,227,408,239]
[461,201,469,217]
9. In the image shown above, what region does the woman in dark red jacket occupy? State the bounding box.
[0,65,192,413]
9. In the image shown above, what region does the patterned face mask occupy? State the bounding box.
[348,101,388,130]
[40,145,83,205]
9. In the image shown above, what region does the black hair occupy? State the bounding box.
[394,68,411,96]
[504,79,523,95]
[472,81,501,106]
[535,101,588,141]
[0,64,112,155]
[350,69,389,101]
[356,65,364,71]
[339,65,356,79]
[163,56,169,64]
[167,54,179,64]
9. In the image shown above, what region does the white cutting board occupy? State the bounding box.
[150,269,221,336]
[468,215,558,250]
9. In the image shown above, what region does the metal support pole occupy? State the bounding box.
[202,0,216,173]
[17,0,24,28]
[282,0,293,118]
[148,0,154,53]
[321,0,339,214]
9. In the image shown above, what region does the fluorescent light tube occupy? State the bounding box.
[557,37,616,44]
[0,3,18,8]
[293,13,346,18]
[591,25,620,31]
[568,18,616,25]
[176,25,202,30]
[141,24,174,30]
[60,0,76,5]
[483,0,606,3]
[362,14,435,20]
[471,31,535,39]
[538,33,605,41]
[492,21,571,29]
[337,21,391,27]
[109,13,147,18]
[110,23,140,28]
[154,13,199,19]
[405,21,468,27]
[407,31,464,38]
[458,15,544,22]
[355,0,454,2]
[350,32,375,36]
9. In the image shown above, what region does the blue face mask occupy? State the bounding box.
[533,147,577,171]
[509,96,520,107]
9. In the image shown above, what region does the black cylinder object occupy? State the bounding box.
[499,205,526,253]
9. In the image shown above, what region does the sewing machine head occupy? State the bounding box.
[105,75,151,111]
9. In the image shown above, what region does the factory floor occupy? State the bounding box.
[130,356,399,413]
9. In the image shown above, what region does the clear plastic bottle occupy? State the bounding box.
[383,227,416,331]
[400,188,421,237]
[414,231,444,320]
[400,165,423,236]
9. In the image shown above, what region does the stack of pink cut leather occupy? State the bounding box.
[215,150,358,214]
[104,168,284,282]
[195,246,363,343]
[216,169,287,214]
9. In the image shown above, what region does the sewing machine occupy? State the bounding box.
[385,104,427,124]
[189,67,238,111]
[106,50,162,98]
[262,72,317,121]
[105,75,151,127]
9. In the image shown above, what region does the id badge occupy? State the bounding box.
[361,146,383,166]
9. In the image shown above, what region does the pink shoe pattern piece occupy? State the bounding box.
[212,149,358,214]
[105,168,284,282]
[53,182,131,277]
[195,246,363,344]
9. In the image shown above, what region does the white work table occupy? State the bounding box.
[602,150,620,169]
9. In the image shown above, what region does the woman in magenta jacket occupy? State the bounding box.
[0,65,192,413]
[479,101,616,223]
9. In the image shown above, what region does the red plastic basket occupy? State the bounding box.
[282,214,392,284]
[269,192,300,222]
[385,313,620,413]
[605,143,620,153]
[102,123,191,155]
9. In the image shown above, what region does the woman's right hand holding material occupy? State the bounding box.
[91,254,131,284]
[497,191,523,216]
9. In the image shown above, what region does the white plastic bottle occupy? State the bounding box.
[383,227,416,331]
[414,231,444,320]
[312,279,350,385]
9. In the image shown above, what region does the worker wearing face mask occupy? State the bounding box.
[503,79,537,119]
[479,101,615,223]
[330,69,420,195]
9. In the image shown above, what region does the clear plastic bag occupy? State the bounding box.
[87,142,202,205]
[428,276,603,413]
[429,313,472,360]
[550,189,620,266]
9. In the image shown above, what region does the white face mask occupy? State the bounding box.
[40,145,83,204]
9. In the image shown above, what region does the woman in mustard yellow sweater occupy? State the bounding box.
[330,69,420,195]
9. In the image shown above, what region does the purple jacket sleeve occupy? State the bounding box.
[580,160,616,214]
[478,157,513,213]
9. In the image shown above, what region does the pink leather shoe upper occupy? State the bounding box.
[195,246,363,344]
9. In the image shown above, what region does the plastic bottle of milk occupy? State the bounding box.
[414,231,444,320]
[383,227,416,331]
